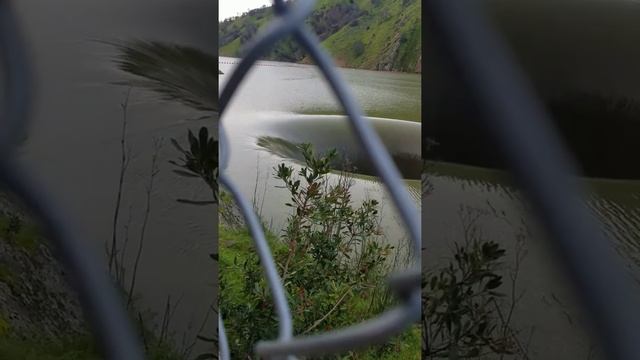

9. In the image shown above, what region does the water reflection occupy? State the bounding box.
[255,116,421,180]
[424,161,640,359]
[219,58,422,246]
[12,0,218,354]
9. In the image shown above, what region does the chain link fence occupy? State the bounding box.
[218,0,421,358]
[0,0,145,358]
[4,0,640,359]
[425,1,640,359]
[1,0,420,358]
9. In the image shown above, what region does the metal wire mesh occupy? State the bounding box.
[0,1,145,359]
[424,1,640,359]
[4,0,639,359]
[218,0,421,358]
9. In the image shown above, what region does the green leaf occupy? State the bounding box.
[170,137,186,154]
[485,276,503,290]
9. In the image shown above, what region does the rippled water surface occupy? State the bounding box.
[219,57,422,249]
[15,0,216,347]
[423,160,640,359]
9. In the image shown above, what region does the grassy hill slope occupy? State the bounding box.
[219,0,421,73]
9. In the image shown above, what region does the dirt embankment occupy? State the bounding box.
[0,195,87,339]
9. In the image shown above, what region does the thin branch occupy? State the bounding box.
[109,87,132,274]
[127,137,162,308]
[302,286,353,335]
[117,204,134,285]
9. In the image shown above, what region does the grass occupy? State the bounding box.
[299,105,421,123]
[0,336,99,360]
[219,0,421,72]
[315,0,421,71]
[219,224,420,359]
[107,40,218,114]
[220,37,242,57]
[0,213,42,254]
[219,224,284,316]
[0,336,185,360]
[0,211,186,360]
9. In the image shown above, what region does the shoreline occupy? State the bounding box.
[218,55,422,75]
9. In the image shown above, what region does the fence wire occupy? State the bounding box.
[5,0,638,359]
[425,1,640,359]
[218,0,421,358]
[0,0,145,359]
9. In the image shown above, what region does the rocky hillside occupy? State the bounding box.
[219,0,421,73]
[0,195,86,341]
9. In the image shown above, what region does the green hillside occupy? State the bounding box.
[219,0,421,73]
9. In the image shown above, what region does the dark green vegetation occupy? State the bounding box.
[0,210,40,254]
[257,135,422,180]
[0,40,220,360]
[424,0,640,179]
[421,202,532,359]
[424,242,512,358]
[108,40,219,359]
[424,92,640,179]
[6,29,219,360]
[170,127,219,203]
[110,40,219,202]
[0,202,185,359]
[0,204,86,349]
[0,336,98,360]
[220,145,420,359]
[109,40,217,114]
[220,0,421,72]
[0,336,184,360]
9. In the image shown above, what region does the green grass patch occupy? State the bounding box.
[220,37,242,57]
[0,213,42,254]
[0,334,185,360]
[219,146,419,359]
[219,0,421,72]
[220,225,420,359]
[0,336,99,360]
[299,105,420,122]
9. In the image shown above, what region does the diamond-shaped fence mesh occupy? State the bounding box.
[218,0,420,358]
[0,0,145,358]
[424,1,640,360]
[4,0,640,359]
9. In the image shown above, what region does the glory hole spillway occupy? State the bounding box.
[219,57,422,255]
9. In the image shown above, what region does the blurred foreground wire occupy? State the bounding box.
[0,0,145,359]
[424,1,640,359]
[218,0,421,358]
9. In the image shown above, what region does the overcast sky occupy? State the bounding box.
[220,0,272,20]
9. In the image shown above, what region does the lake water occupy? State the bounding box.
[422,1,640,358]
[218,57,421,260]
[424,160,640,359]
[218,54,640,358]
[10,0,640,357]
[12,0,216,353]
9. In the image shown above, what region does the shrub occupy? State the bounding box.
[423,241,514,358]
[170,127,218,202]
[4,214,22,240]
[353,41,365,58]
[220,144,400,358]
